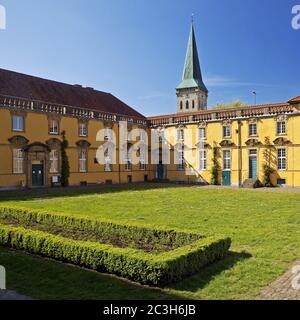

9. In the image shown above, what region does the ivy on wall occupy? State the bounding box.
[61,131,70,187]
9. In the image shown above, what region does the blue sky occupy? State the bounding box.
[0,0,299,116]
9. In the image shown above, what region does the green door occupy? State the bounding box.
[157,162,165,180]
[32,164,44,187]
[249,150,257,179]
[222,171,231,186]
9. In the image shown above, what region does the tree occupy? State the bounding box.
[210,144,220,185]
[60,131,70,187]
[212,100,247,110]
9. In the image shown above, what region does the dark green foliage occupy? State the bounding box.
[0,207,231,285]
[211,145,220,185]
[262,137,275,187]
[0,207,202,251]
[60,131,70,187]
[253,179,263,189]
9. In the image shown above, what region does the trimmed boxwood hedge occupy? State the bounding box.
[0,206,231,285]
[0,206,202,251]
[0,224,230,285]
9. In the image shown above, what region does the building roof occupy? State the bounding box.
[288,95,300,103]
[0,68,145,119]
[176,24,208,92]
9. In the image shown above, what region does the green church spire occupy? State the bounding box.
[177,23,207,92]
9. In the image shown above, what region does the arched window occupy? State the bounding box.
[186,101,189,110]
[180,101,183,110]
[192,100,195,109]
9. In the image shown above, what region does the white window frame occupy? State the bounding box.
[177,129,184,142]
[249,123,257,137]
[13,149,24,174]
[125,151,132,171]
[223,125,231,139]
[49,150,59,173]
[12,115,24,132]
[139,155,146,171]
[199,150,207,171]
[177,147,185,170]
[104,128,113,141]
[223,150,231,171]
[198,127,206,140]
[79,149,87,173]
[49,119,59,135]
[79,122,87,137]
[104,154,113,172]
[277,148,287,171]
[277,121,286,135]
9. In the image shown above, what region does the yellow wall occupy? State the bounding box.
[161,113,300,187]
[0,108,153,188]
[1,106,300,188]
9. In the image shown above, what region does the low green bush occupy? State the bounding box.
[0,206,202,252]
[0,222,231,285]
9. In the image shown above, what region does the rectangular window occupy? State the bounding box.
[199,150,207,170]
[223,126,231,138]
[49,150,59,173]
[249,123,257,136]
[49,119,59,135]
[277,121,286,135]
[13,149,24,174]
[277,148,286,170]
[140,129,146,143]
[125,152,132,171]
[139,153,146,171]
[79,122,87,137]
[12,115,24,132]
[177,129,184,142]
[104,128,113,141]
[177,147,185,170]
[79,149,87,172]
[223,150,231,170]
[104,155,113,172]
[198,127,206,140]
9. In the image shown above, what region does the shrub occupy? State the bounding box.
[0,206,202,251]
[0,223,231,285]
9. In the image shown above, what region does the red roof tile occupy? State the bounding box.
[288,95,300,103]
[0,68,145,119]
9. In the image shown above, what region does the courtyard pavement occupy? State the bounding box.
[258,261,300,300]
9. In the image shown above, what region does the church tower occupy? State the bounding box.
[176,22,208,113]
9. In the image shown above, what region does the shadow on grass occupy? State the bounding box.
[0,247,186,300]
[165,251,252,293]
[0,183,193,203]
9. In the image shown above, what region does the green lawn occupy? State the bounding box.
[1,184,300,300]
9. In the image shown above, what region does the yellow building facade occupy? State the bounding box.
[1,24,300,189]
[149,97,300,187]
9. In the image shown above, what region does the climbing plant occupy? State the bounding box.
[61,131,70,187]
[210,144,220,185]
[262,137,275,187]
